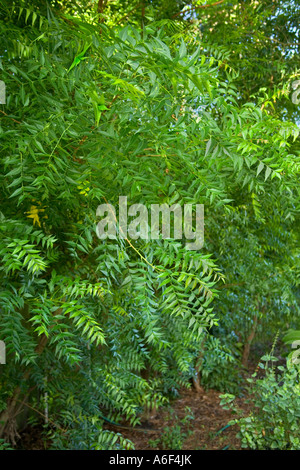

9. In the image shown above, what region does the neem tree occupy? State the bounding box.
[0,0,299,448]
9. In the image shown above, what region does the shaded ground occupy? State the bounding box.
[14,344,285,450]
[105,386,251,450]
[15,385,251,450]
[16,425,49,450]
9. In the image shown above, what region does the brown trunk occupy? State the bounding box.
[242,315,258,368]
[192,372,203,393]
[97,0,108,23]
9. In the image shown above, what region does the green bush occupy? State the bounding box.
[221,357,300,450]
[0,0,299,450]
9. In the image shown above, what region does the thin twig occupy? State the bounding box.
[14,399,67,434]
[0,110,22,124]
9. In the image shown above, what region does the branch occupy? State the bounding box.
[97,0,108,23]
[0,110,22,124]
[97,0,108,14]
[173,0,226,19]
[15,398,67,433]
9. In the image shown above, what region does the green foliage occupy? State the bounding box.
[0,0,225,447]
[0,0,299,450]
[283,329,300,345]
[199,335,242,393]
[221,358,300,450]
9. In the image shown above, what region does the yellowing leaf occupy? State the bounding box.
[26,205,45,227]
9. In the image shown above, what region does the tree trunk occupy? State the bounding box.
[242,315,258,368]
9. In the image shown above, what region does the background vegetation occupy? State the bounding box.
[0,0,299,450]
